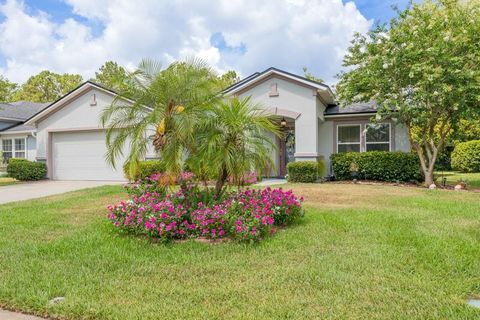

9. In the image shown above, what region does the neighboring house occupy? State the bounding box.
[0,101,50,166]
[4,67,410,182]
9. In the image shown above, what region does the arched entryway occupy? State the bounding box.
[267,107,300,178]
[278,117,295,177]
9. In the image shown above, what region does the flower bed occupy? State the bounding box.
[108,174,304,243]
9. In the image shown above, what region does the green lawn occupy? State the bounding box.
[436,171,480,190]
[0,184,479,319]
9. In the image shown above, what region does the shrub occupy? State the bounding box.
[107,186,304,243]
[287,161,319,183]
[107,193,193,241]
[191,203,229,239]
[123,160,165,181]
[330,151,421,182]
[7,158,47,181]
[451,140,480,173]
[317,159,326,177]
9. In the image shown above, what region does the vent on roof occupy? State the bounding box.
[269,83,279,97]
[90,93,97,106]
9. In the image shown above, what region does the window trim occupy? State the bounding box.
[365,123,392,152]
[336,124,361,153]
[335,122,393,153]
[2,137,27,163]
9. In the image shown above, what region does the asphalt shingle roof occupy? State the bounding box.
[0,101,50,121]
[325,101,377,115]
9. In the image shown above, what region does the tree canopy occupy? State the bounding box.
[93,61,130,92]
[0,76,17,103]
[336,0,480,185]
[218,70,240,90]
[302,67,324,83]
[13,71,82,103]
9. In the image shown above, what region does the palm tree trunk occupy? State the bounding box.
[215,166,228,198]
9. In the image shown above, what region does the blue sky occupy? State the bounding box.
[353,0,411,23]
[0,0,412,83]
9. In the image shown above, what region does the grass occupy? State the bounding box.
[0,184,479,319]
[0,177,16,186]
[435,171,480,190]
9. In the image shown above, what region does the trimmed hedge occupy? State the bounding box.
[331,151,421,182]
[287,160,323,183]
[123,160,165,181]
[451,140,480,173]
[7,158,47,181]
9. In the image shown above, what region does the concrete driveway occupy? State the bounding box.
[0,180,122,205]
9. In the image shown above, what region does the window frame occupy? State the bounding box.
[336,124,361,153]
[365,123,392,152]
[14,138,26,159]
[1,137,27,163]
[335,122,392,153]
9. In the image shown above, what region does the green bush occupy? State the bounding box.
[123,160,166,181]
[330,151,421,182]
[451,140,480,173]
[287,161,319,183]
[7,158,47,181]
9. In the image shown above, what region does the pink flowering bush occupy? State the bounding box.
[108,176,304,243]
[107,192,194,241]
[191,202,229,239]
[227,188,304,241]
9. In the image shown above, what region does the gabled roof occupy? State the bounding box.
[0,101,50,122]
[24,81,127,126]
[223,67,336,105]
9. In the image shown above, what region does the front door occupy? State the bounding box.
[279,129,295,177]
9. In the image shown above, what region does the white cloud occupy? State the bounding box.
[0,0,371,84]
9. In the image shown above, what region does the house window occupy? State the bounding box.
[1,138,26,164]
[2,139,13,163]
[14,138,26,159]
[366,123,391,151]
[336,123,392,153]
[337,125,361,152]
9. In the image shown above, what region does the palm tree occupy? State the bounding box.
[195,96,281,197]
[100,58,221,178]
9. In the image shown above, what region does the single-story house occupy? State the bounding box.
[0,67,410,181]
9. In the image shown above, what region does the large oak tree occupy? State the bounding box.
[336,0,480,186]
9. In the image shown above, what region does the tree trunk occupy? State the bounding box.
[424,168,434,186]
[414,144,438,187]
[215,166,228,198]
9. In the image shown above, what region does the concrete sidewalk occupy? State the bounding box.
[0,180,121,205]
[255,178,287,186]
[0,309,46,320]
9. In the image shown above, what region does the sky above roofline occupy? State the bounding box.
[0,0,412,85]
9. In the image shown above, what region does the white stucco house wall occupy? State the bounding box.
[0,68,411,181]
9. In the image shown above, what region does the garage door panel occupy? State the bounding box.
[52,131,127,181]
